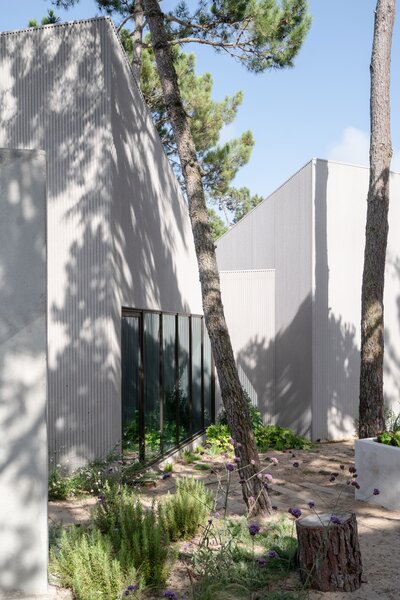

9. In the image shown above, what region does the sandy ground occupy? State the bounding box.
[48,441,400,599]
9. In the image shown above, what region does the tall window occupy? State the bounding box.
[121,308,215,463]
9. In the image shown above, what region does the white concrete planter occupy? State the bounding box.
[355,437,400,510]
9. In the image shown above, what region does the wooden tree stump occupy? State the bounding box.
[296,512,362,592]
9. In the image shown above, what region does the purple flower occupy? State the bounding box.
[351,480,360,490]
[330,515,342,525]
[233,456,241,463]
[164,591,178,600]
[307,501,315,509]
[127,585,138,591]
[124,592,129,597]
[162,472,171,479]
[228,437,235,445]
[239,479,246,485]
[293,462,299,468]
[340,464,345,470]
[226,463,235,472]
[270,457,278,464]
[255,556,267,566]
[248,523,261,536]
[251,459,256,465]
[208,518,213,525]
[267,549,278,558]
[288,506,302,519]
[349,465,357,474]
[264,473,273,482]
[373,488,380,495]
[329,476,336,482]
[331,472,339,477]
[272,505,278,510]
[97,495,105,504]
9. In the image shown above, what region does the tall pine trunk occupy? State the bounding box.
[132,0,144,80]
[143,0,271,514]
[359,0,396,438]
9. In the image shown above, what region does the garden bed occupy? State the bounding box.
[49,441,400,600]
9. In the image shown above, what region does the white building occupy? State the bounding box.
[216,159,400,441]
[0,17,214,472]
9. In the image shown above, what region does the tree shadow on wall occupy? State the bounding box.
[0,18,198,470]
[236,295,359,439]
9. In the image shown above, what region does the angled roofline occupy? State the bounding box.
[0,16,145,103]
[215,157,400,244]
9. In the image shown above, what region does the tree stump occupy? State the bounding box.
[296,512,362,592]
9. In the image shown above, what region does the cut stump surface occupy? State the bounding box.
[296,512,362,592]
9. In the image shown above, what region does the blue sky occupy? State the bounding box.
[2,0,399,198]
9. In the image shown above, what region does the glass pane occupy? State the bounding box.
[203,328,213,427]
[144,313,161,461]
[178,316,190,442]
[163,314,177,451]
[191,317,203,434]
[121,316,140,458]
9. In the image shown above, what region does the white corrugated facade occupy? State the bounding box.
[0,18,203,466]
[217,159,400,441]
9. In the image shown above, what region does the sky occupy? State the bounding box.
[1,0,400,198]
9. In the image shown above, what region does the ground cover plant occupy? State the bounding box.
[377,405,400,446]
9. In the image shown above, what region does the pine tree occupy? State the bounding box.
[53,0,311,514]
[359,0,396,438]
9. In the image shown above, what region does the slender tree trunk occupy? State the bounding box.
[132,0,144,81]
[359,0,396,438]
[143,0,271,514]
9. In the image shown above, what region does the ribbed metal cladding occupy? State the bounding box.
[216,162,313,437]
[219,270,276,424]
[0,19,115,467]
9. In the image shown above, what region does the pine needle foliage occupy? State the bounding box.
[158,477,213,541]
[50,527,130,600]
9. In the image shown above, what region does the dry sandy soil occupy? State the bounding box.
[48,441,400,600]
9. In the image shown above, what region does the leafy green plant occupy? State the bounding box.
[377,430,400,446]
[181,450,199,464]
[158,477,213,541]
[254,425,310,451]
[48,466,71,500]
[205,424,233,454]
[50,527,131,600]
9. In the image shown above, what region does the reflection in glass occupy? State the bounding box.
[121,316,140,457]
[178,316,190,442]
[144,313,161,461]
[163,315,177,450]
[203,330,212,427]
[191,317,203,434]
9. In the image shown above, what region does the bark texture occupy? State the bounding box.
[359,0,396,438]
[296,513,362,592]
[132,0,144,81]
[143,0,271,514]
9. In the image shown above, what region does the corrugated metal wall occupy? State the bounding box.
[313,160,400,440]
[216,162,313,436]
[107,23,203,427]
[0,18,204,468]
[218,270,275,423]
[0,20,116,466]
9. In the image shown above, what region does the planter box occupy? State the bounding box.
[355,438,400,510]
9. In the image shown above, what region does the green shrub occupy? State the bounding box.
[92,483,170,586]
[48,467,70,501]
[51,527,131,600]
[377,430,400,446]
[131,503,171,587]
[181,450,199,463]
[205,424,232,453]
[158,477,213,541]
[255,425,310,451]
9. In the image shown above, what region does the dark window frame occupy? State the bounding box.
[121,306,215,464]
